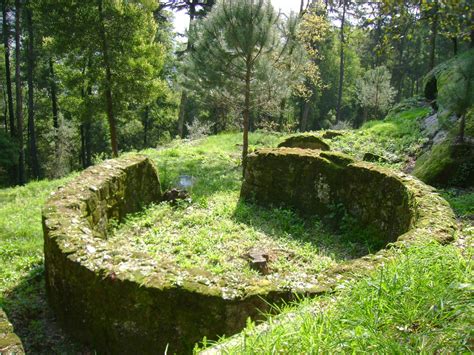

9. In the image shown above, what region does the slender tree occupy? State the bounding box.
[25,2,40,178]
[1,0,15,137]
[14,0,24,184]
[187,0,290,174]
[335,0,346,122]
[97,0,118,157]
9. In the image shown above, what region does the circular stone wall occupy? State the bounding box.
[43,152,456,354]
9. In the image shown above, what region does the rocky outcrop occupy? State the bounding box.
[414,49,474,187]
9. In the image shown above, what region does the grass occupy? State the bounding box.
[111,132,376,295]
[0,176,89,353]
[0,120,471,353]
[441,189,474,218]
[0,177,73,298]
[199,242,473,353]
[329,107,431,168]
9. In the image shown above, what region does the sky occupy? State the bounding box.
[172,0,303,35]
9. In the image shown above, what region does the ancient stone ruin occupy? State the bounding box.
[42,151,456,353]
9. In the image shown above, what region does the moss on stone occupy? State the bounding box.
[414,108,474,187]
[0,308,24,354]
[242,148,455,245]
[417,50,474,187]
[43,151,457,353]
[278,134,331,151]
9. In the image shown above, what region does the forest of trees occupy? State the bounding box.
[0,0,472,186]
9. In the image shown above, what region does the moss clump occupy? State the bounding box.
[278,134,330,151]
[413,139,474,187]
[414,109,474,187]
[0,308,24,353]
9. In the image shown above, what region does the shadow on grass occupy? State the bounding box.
[3,264,90,354]
[232,199,385,261]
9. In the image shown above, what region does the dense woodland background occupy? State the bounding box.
[0,0,472,186]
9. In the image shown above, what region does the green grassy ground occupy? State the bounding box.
[199,242,472,353]
[0,110,472,353]
[111,133,376,296]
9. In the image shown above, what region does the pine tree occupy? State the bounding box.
[186,0,292,174]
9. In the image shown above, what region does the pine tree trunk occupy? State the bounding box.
[336,0,346,123]
[98,0,118,157]
[452,37,458,56]
[49,58,59,130]
[300,101,310,132]
[26,5,40,179]
[177,91,186,138]
[80,123,86,169]
[242,60,251,177]
[2,0,15,137]
[2,83,7,133]
[15,0,24,185]
[143,105,149,147]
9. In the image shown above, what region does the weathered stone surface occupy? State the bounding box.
[414,108,474,187]
[363,152,389,163]
[416,49,474,187]
[321,130,344,139]
[0,308,24,354]
[241,148,456,244]
[42,155,299,354]
[278,135,330,151]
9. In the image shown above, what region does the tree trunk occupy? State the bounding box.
[26,4,40,179]
[15,0,24,185]
[300,101,310,131]
[2,0,15,137]
[2,83,7,133]
[49,58,59,130]
[428,0,438,70]
[143,105,149,147]
[80,123,86,168]
[177,91,187,138]
[452,37,458,56]
[335,0,346,123]
[98,0,118,157]
[242,59,251,177]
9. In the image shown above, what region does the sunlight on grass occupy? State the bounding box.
[201,242,473,353]
[0,176,74,303]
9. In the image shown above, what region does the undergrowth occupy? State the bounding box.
[330,107,431,167]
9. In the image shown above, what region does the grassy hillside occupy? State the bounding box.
[0,111,472,353]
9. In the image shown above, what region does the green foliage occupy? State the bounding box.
[431,49,474,116]
[356,65,396,119]
[203,242,473,353]
[441,189,474,217]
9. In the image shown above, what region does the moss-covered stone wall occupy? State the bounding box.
[42,156,299,354]
[241,148,455,244]
[43,153,456,354]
